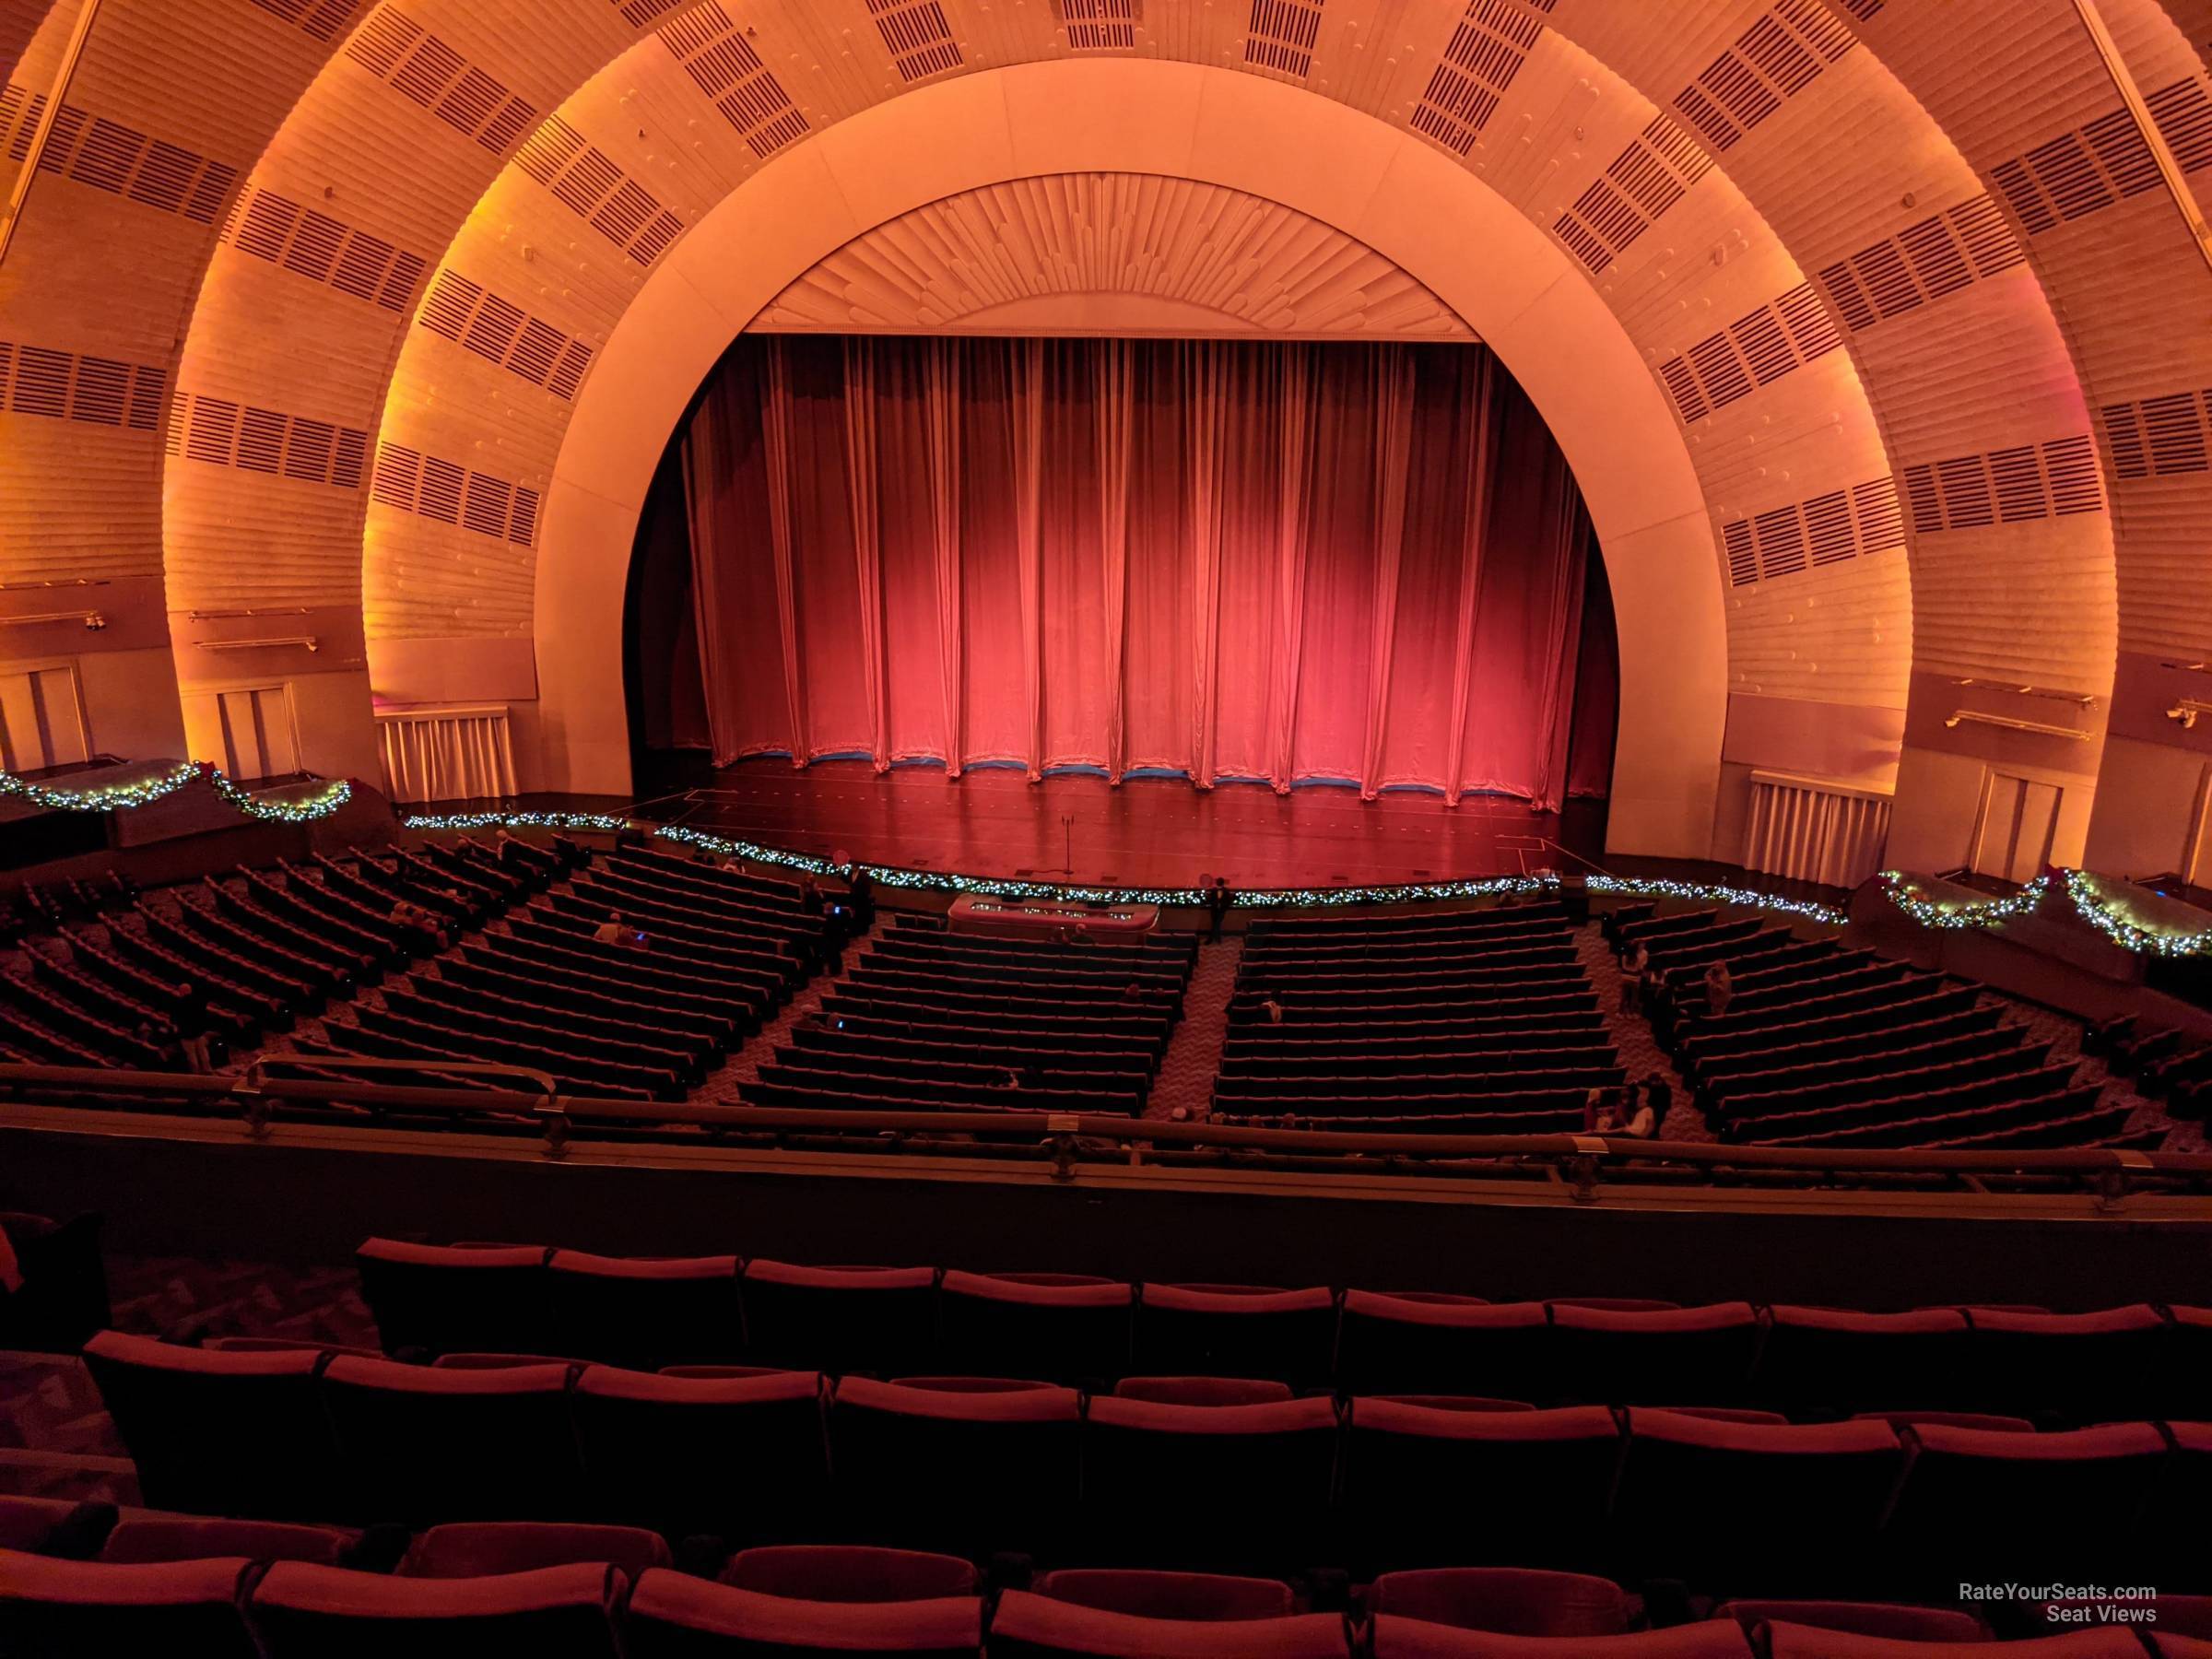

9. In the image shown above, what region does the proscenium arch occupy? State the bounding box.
[531,60,1732,861]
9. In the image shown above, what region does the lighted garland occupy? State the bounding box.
[0,759,351,822]
[1585,874,1846,926]
[1877,870,2052,932]
[2062,868,2212,957]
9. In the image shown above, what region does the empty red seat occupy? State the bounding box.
[1335,1297,1550,1401]
[1081,1394,1338,1571]
[320,1355,581,1524]
[2141,1420,2212,1594]
[1370,1618,1753,1659]
[1849,1411,2034,1433]
[1114,1376,1294,1406]
[570,1365,829,1540]
[625,1568,984,1656]
[1757,1307,1972,1417]
[987,1589,1350,1657]
[82,1331,340,1521]
[1959,1304,2171,1423]
[250,1560,625,1657]
[546,1251,743,1371]
[1881,1421,2173,1592]
[0,1550,256,1655]
[738,1261,935,1374]
[828,1376,1081,1556]
[1341,1401,1622,1574]
[2168,1309,2212,1418]
[100,1517,351,1567]
[0,1495,112,1558]
[1366,1569,1629,1637]
[1760,1622,2145,1658]
[354,1239,552,1358]
[723,1545,979,1601]
[401,1521,671,1579]
[1612,1411,1906,1592]
[935,1271,1133,1384]
[1033,1569,1297,1620]
[1710,1602,1988,1643]
[1134,1284,1338,1387]
[1547,1303,1761,1408]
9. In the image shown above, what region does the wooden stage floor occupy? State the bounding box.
[623,757,1609,890]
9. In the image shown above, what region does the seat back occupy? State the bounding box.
[570,1366,829,1540]
[1760,1621,2146,1659]
[354,1239,551,1358]
[624,1571,984,1657]
[1960,1305,2170,1423]
[1711,1601,1989,1643]
[935,1271,1133,1384]
[988,1590,1350,1658]
[250,1560,625,1658]
[546,1251,743,1371]
[100,1518,351,1567]
[1547,1304,1761,1408]
[1114,1377,1294,1406]
[1134,1285,1338,1389]
[738,1262,936,1374]
[402,1521,671,1579]
[1756,1307,1971,1417]
[1335,1296,1549,1401]
[1032,1569,1298,1620]
[723,1546,980,1602]
[320,1356,581,1524]
[82,1331,339,1521]
[1369,1617,1754,1659]
[0,1550,259,1658]
[1366,1568,1629,1637]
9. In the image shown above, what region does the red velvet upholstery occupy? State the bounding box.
[320,1355,580,1524]
[432,1351,580,1369]
[722,1545,978,1602]
[1957,1304,2171,1422]
[82,1330,340,1521]
[1366,1569,1629,1636]
[1547,1304,1762,1409]
[1757,1308,1972,1418]
[547,1250,743,1371]
[1370,1617,1752,1659]
[402,1521,672,1579]
[828,1375,1082,1556]
[1114,1376,1295,1406]
[1849,1412,2034,1433]
[737,1261,937,1375]
[1760,1621,2145,1658]
[1081,1394,1339,1571]
[987,1590,1349,1658]
[625,1570,984,1655]
[1711,1602,1988,1642]
[100,1517,351,1566]
[1335,1296,1551,1400]
[1033,1569,1298,1620]
[250,1559,625,1657]
[888,1375,1062,1391]
[0,1548,260,1657]
[1881,1421,2173,1593]
[1341,1401,1623,1575]
[936,1270,1134,1385]
[1548,1300,1682,1312]
[1612,1411,1906,1592]
[0,1495,112,1558]
[1133,1284,1338,1388]
[353,1239,552,1359]
[1370,1394,1535,1412]
[2142,1421,2212,1594]
[2154,1640,2212,1659]
[570,1364,829,1540]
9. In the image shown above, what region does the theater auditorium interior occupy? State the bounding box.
[4,0,2212,1649]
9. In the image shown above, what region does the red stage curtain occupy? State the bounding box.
[677,335,1616,809]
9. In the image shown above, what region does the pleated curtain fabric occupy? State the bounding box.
[1743,773,1894,888]
[678,335,1614,807]
[376,707,518,805]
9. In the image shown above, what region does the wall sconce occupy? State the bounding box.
[1947,677,2098,709]
[1,609,105,629]
[1943,710,2090,739]
[2167,700,2212,730]
[197,635,320,653]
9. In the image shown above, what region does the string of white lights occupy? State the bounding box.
[0,760,351,822]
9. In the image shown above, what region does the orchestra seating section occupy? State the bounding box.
[739,913,1195,1119]
[1213,900,1620,1133]
[1604,906,2151,1154]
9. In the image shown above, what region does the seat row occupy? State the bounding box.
[349,1242,2212,1421]
[78,1330,2210,1592]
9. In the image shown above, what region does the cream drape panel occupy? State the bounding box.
[376,705,517,805]
[1743,771,1893,888]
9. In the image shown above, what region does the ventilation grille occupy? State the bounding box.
[245,0,365,42]
[514,114,686,266]
[343,6,538,155]
[1987,88,2212,239]
[615,0,688,24]
[218,186,429,312]
[0,87,237,224]
[1244,0,1323,79]
[866,0,963,82]
[1838,0,1883,17]
[1549,114,1710,273]
[169,393,368,489]
[1900,435,2103,534]
[661,2,811,158]
[1056,0,1138,49]
[1815,193,2023,333]
[1653,282,1840,424]
[1669,0,1853,154]
[418,269,596,400]
[1408,0,1545,156]
[2101,389,2212,481]
[0,340,165,431]
[1721,475,1904,588]
[372,442,538,547]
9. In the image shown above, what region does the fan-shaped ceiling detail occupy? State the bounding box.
[752,173,1477,339]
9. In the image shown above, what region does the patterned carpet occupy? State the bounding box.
[1147,935,1242,1121]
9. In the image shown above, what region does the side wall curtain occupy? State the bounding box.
[677,335,1617,808]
